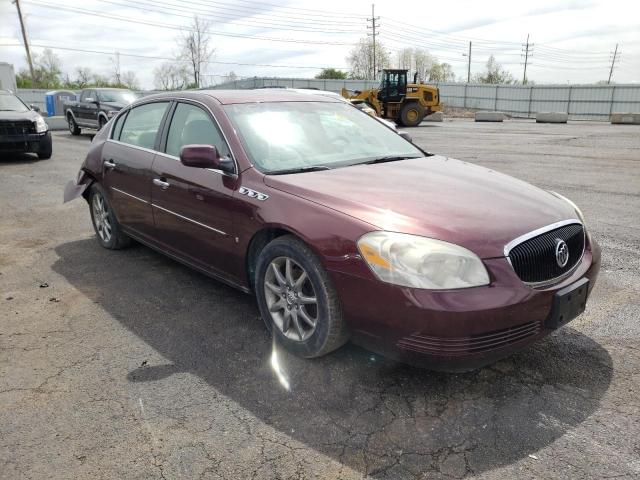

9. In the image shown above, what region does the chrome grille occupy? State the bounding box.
[508,222,584,284]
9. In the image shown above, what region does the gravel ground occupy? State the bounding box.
[1,119,639,479]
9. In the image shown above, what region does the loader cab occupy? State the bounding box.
[377,69,408,104]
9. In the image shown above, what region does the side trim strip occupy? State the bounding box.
[151,203,227,236]
[111,187,149,204]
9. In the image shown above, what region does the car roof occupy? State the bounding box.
[199,89,344,105]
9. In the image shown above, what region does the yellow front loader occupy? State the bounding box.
[342,69,442,127]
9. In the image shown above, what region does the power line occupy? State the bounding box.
[22,1,357,46]
[0,43,351,70]
[90,0,362,34]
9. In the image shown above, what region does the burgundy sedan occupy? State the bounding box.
[64,90,600,370]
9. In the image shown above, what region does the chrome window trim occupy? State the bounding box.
[503,219,586,288]
[106,139,158,156]
[111,187,148,204]
[151,203,226,236]
[107,97,239,175]
[164,97,238,174]
[153,151,234,178]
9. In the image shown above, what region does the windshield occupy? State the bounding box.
[97,90,138,104]
[223,101,423,173]
[0,94,29,112]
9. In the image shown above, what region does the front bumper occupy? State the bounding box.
[331,238,601,371]
[0,131,51,154]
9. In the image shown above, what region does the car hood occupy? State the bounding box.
[0,110,39,122]
[263,156,578,258]
[101,102,126,110]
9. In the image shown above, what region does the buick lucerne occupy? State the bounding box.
[64,90,600,370]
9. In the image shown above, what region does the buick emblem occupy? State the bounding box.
[555,239,569,268]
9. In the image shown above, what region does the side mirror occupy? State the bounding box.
[30,104,40,112]
[398,131,412,143]
[180,144,235,174]
[85,97,98,104]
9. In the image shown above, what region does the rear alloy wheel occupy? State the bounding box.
[256,235,349,358]
[88,184,131,250]
[399,102,425,127]
[68,115,81,135]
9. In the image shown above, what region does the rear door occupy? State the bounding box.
[150,100,236,277]
[102,101,171,241]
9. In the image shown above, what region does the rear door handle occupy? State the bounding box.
[104,159,116,169]
[153,178,170,189]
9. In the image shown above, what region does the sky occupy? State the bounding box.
[0,0,638,89]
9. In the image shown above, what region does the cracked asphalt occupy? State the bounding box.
[1,119,639,479]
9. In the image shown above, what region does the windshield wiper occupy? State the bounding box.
[269,165,332,175]
[359,155,422,165]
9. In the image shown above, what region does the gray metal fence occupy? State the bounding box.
[17,81,640,121]
[211,78,640,121]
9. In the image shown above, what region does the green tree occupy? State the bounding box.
[474,55,515,84]
[315,68,348,79]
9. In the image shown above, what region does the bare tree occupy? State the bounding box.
[75,67,92,88]
[178,16,214,88]
[397,48,413,70]
[153,62,190,90]
[347,38,390,80]
[120,71,139,90]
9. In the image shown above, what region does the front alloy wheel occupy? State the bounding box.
[264,257,318,342]
[255,235,349,358]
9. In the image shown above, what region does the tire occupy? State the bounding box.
[67,114,81,135]
[98,116,107,131]
[399,102,425,127]
[37,131,52,159]
[88,183,132,250]
[255,235,349,358]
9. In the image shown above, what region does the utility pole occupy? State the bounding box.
[608,43,619,84]
[367,4,380,80]
[462,41,472,83]
[13,0,36,86]
[521,34,533,84]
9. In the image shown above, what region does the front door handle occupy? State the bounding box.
[104,159,116,169]
[153,178,170,190]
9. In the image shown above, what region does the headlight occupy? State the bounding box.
[357,231,490,289]
[548,191,585,224]
[34,116,48,133]
[107,110,117,117]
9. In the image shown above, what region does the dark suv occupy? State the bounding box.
[0,90,52,159]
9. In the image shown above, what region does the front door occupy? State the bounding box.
[102,101,170,241]
[150,101,236,277]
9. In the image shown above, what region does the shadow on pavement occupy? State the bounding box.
[53,238,613,478]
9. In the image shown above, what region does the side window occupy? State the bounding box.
[111,110,128,140]
[80,90,89,102]
[165,103,230,158]
[119,102,169,150]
